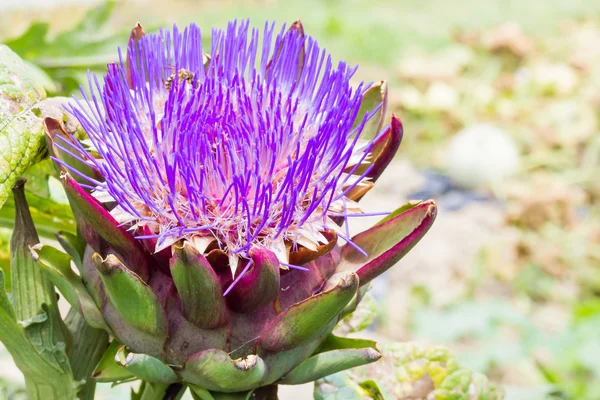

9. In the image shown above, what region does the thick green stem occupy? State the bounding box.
[204,385,279,400]
[25,378,75,400]
[251,386,278,400]
[141,382,168,400]
[65,308,109,400]
[135,382,186,400]
[0,303,74,400]
[164,383,186,400]
[75,378,96,400]
[209,386,279,400]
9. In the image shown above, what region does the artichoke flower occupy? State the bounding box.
[34,20,436,398]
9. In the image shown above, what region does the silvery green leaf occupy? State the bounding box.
[0,45,47,208]
[315,342,503,400]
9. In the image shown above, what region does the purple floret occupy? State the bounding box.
[57,20,381,264]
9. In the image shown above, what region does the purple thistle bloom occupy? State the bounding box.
[58,20,382,276]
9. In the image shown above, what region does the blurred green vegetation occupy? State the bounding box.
[1,0,599,399]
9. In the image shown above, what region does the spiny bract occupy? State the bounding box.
[38,19,437,397]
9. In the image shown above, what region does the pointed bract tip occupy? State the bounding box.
[11,178,27,199]
[391,113,403,132]
[337,271,359,289]
[233,355,259,371]
[12,177,26,189]
[366,347,383,361]
[43,116,63,138]
[28,243,44,262]
[426,200,437,217]
[93,253,122,276]
[130,22,145,41]
[365,113,403,182]
[171,240,192,257]
[339,200,437,287]
[290,19,304,35]
[289,230,337,266]
[374,79,386,90]
[11,178,40,247]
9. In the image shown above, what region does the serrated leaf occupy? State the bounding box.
[315,342,504,400]
[10,180,66,339]
[0,45,47,208]
[31,244,110,332]
[314,371,380,400]
[1,189,74,397]
[0,101,79,239]
[0,295,73,398]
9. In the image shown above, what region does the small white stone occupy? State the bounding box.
[446,124,520,189]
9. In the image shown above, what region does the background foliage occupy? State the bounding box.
[0,0,599,399]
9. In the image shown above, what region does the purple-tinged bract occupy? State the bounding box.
[59,20,380,269]
[36,19,439,395]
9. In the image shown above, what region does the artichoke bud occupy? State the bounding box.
[39,19,439,395]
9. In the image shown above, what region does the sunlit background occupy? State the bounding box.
[1,0,600,399]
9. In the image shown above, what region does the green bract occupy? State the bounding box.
[29,21,437,392]
[0,19,500,400]
[28,166,436,397]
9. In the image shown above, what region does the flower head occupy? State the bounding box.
[37,20,437,392]
[57,20,382,273]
